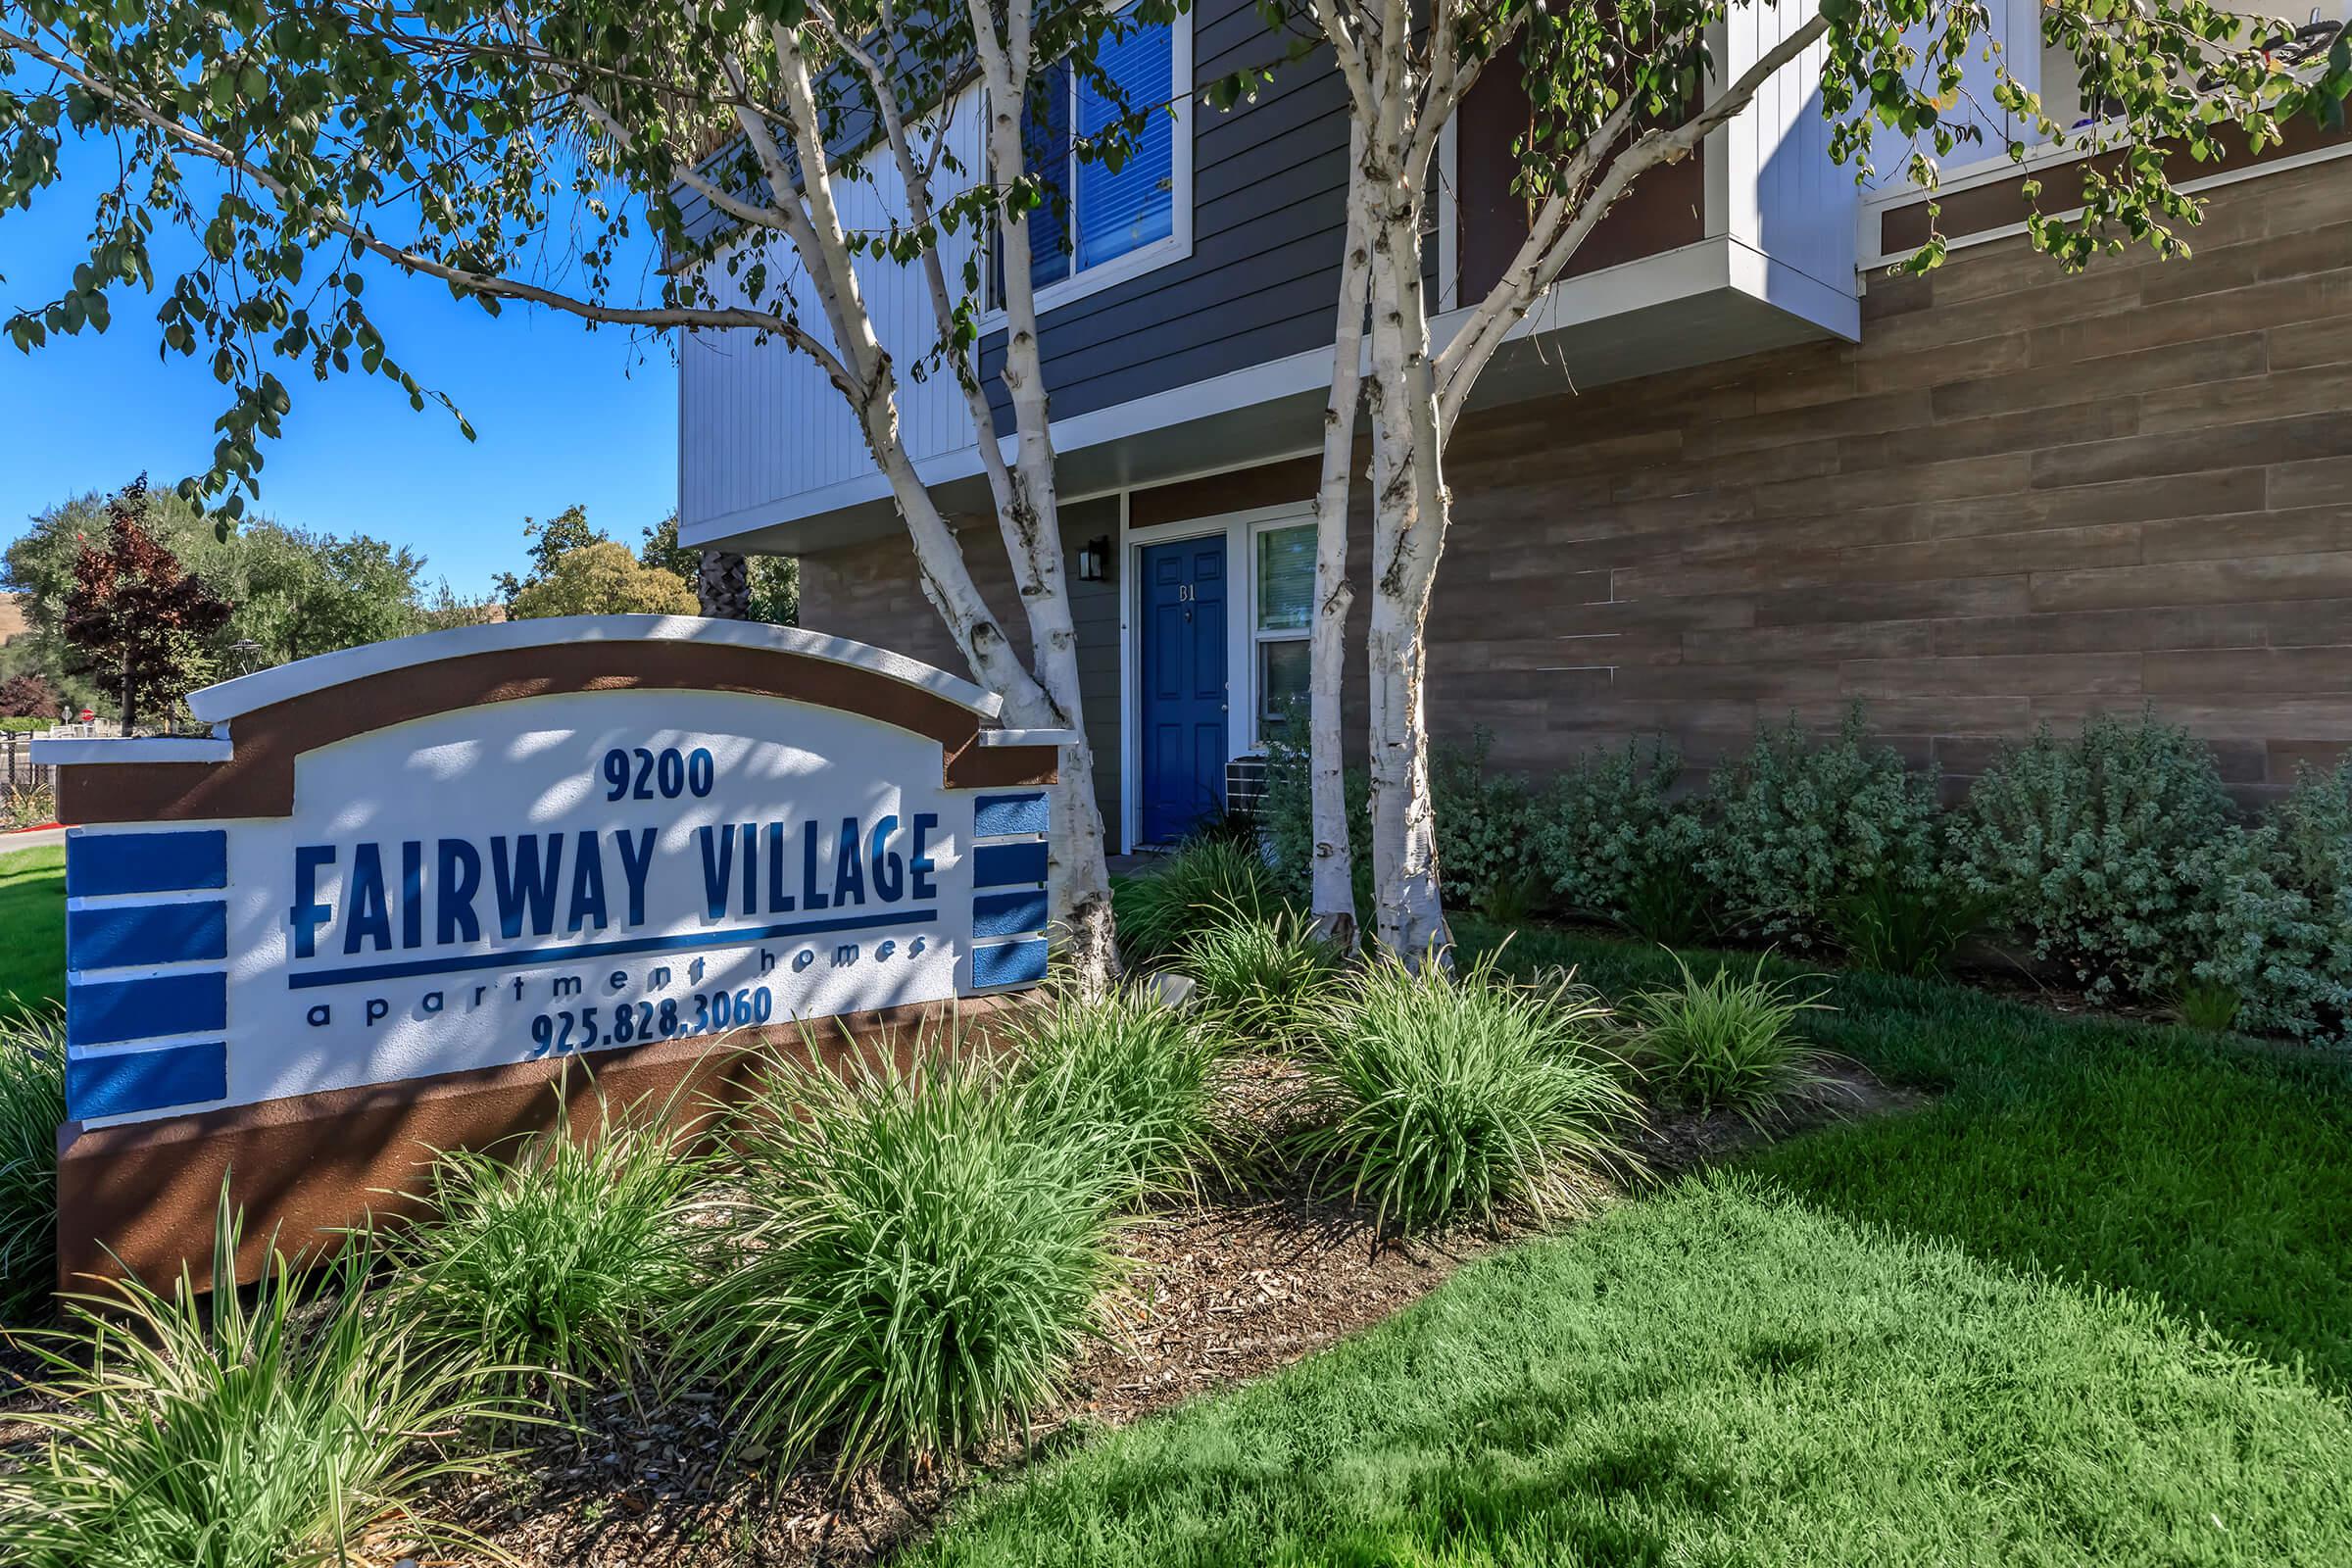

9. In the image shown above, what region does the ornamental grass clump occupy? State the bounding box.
[1181,903,1346,1051]
[0,1006,65,1323]
[0,1197,529,1568]
[1286,953,1641,1236]
[1830,865,1996,978]
[1111,836,1287,962]
[678,1047,1125,1477]
[1623,955,1837,1126]
[1005,984,1227,1200]
[383,1083,713,1410]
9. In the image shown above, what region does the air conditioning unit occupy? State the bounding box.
[1226,753,1268,820]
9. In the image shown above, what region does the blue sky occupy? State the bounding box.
[0,160,680,600]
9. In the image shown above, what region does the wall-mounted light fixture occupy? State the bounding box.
[1077,535,1111,583]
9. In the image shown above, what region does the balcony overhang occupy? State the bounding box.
[686,233,1859,557]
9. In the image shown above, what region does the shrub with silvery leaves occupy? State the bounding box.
[2185,763,2352,1042]
[1700,710,1939,949]
[1953,711,2233,1003]
[1530,739,1714,930]
[1431,729,1542,915]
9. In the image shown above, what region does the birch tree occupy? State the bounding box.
[0,0,1175,989]
[1241,0,2349,960]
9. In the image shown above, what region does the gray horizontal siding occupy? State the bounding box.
[981,0,1360,425]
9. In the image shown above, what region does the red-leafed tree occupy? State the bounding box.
[63,479,231,735]
[0,673,60,720]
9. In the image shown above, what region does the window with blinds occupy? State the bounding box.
[993,16,1180,307]
[1075,25,1176,270]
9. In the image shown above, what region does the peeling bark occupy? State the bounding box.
[764,14,1120,993]
[1362,169,1452,966]
[1307,123,1374,955]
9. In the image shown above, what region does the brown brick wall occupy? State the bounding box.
[798,156,2352,808]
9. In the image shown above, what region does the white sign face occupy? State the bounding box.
[53,620,1061,1129]
[206,689,973,1106]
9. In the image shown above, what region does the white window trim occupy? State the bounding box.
[1116,497,1312,850]
[1438,112,1459,311]
[1246,514,1315,749]
[978,5,1195,332]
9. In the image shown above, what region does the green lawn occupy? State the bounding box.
[0,845,64,1020]
[917,925,2352,1567]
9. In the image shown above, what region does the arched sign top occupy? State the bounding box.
[48,615,1064,827]
[188,615,1005,725]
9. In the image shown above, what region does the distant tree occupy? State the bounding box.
[0,672,59,720]
[4,485,219,713]
[509,541,697,620]
[62,480,232,733]
[7,489,455,699]
[416,580,505,633]
[232,523,430,663]
[493,506,603,610]
[639,514,798,626]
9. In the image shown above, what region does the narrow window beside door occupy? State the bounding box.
[1254,523,1312,738]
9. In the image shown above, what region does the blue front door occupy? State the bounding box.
[1139,536,1228,845]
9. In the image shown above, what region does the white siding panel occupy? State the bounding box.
[680,102,983,538]
[1730,0,1859,297]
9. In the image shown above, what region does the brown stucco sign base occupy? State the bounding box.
[35,617,1068,1295]
[53,995,1029,1292]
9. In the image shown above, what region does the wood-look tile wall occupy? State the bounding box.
[1418,157,2352,796]
[798,157,2352,810]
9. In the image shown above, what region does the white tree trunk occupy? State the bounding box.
[1307,126,1374,953]
[965,3,1118,989]
[1360,157,1451,965]
[1293,2,1827,974]
[763,14,1118,992]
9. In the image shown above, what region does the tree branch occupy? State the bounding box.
[0,22,858,389]
[1437,13,1830,432]
[809,0,1019,520]
[1308,0,1381,126]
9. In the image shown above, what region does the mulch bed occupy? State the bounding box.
[418,1053,1918,1568]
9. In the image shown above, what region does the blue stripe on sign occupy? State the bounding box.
[68,830,227,898]
[70,901,228,971]
[67,1041,227,1119]
[973,840,1050,888]
[971,938,1050,990]
[973,888,1050,939]
[973,791,1051,838]
[68,970,227,1049]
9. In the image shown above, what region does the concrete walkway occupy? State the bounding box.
[0,826,65,856]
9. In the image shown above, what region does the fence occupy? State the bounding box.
[2,731,57,800]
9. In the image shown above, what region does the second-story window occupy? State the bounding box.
[996,15,1182,308]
